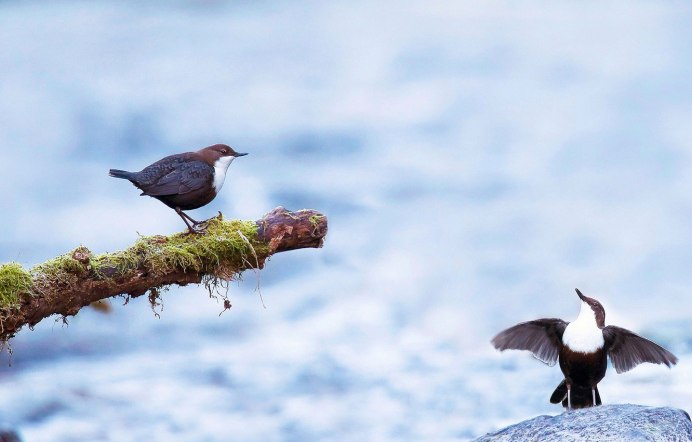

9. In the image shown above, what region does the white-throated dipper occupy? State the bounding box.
[109,144,247,233]
[491,289,678,409]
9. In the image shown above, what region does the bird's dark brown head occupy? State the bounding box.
[575,288,606,328]
[197,144,248,164]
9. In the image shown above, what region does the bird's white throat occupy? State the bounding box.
[562,301,604,353]
[213,156,235,193]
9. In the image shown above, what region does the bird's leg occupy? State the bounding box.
[177,209,200,225]
[175,209,196,234]
[567,384,572,410]
[175,208,204,234]
[592,388,597,406]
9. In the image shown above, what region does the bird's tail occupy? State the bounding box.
[550,380,601,409]
[549,379,568,404]
[109,169,134,180]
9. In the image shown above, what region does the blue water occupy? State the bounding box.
[0,1,690,440]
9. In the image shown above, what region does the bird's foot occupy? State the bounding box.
[184,222,209,235]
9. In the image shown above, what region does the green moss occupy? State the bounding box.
[31,250,90,289]
[0,262,33,308]
[91,218,267,279]
[309,214,325,225]
[308,214,326,234]
[152,218,266,274]
[36,253,86,277]
[1,218,265,308]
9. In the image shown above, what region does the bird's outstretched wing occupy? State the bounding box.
[491,319,568,366]
[603,326,678,374]
[137,157,213,196]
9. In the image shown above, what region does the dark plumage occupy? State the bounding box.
[492,289,678,409]
[110,144,247,233]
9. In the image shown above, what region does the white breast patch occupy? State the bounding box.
[213,156,235,193]
[562,301,605,353]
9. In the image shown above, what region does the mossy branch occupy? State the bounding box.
[0,207,327,341]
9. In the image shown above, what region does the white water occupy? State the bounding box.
[0,1,690,440]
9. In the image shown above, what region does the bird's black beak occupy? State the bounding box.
[575,288,587,302]
[235,152,248,157]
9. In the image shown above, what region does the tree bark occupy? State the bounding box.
[0,207,327,341]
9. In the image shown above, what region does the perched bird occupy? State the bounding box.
[109,144,247,233]
[491,289,678,409]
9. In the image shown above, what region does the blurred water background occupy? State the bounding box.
[0,1,690,440]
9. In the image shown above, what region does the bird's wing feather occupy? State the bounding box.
[491,319,568,366]
[140,159,213,196]
[603,325,678,374]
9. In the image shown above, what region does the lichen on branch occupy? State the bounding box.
[0,207,327,341]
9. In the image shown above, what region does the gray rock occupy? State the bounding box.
[473,404,692,442]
